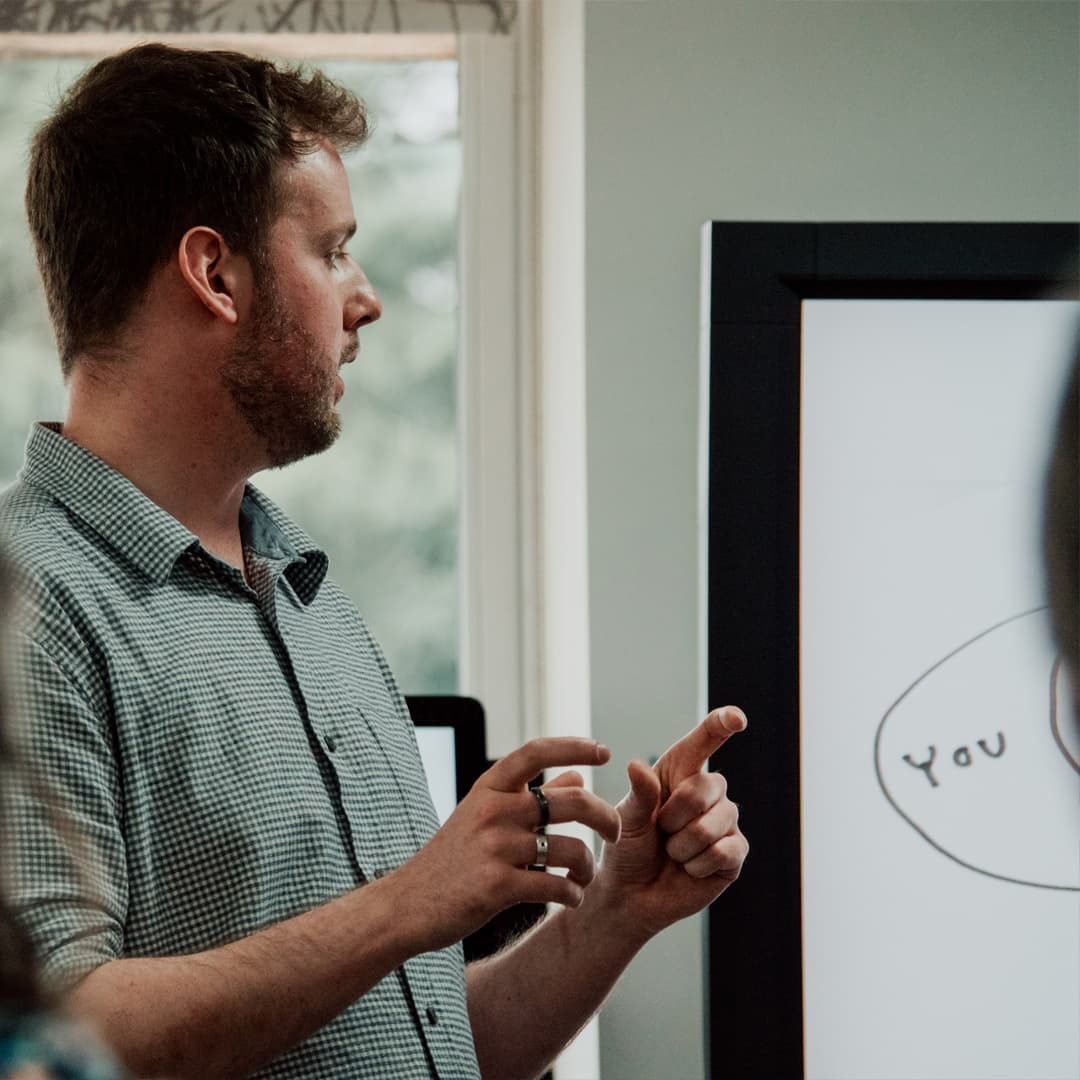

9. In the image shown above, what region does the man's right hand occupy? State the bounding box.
[383,738,621,953]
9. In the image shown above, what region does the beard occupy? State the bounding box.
[221,268,355,470]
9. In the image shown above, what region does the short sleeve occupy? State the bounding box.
[2,629,128,991]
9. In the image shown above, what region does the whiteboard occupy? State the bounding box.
[800,300,1080,1080]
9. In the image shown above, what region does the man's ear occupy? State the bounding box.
[177,226,247,325]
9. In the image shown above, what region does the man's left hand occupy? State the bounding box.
[592,706,749,937]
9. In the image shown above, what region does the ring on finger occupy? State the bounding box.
[531,833,549,869]
[531,786,550,830]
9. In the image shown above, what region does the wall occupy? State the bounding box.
[583,2,1079,1078]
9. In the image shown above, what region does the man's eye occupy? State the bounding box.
[327,249,346,267]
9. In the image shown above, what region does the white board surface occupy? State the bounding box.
[800,300,1080,1080]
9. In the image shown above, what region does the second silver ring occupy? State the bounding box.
[533,833,549,868]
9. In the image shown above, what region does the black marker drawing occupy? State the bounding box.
[875,607,1080,892]
[902,732,1006,788]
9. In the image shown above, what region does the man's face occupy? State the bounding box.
[221,141,381,469]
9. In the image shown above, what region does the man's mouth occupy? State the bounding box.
[340,337,359,366]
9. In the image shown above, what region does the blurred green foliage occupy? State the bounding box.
[0,54,460,692]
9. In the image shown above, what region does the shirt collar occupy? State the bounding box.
[19,423,328,602]
[239,486,328,605]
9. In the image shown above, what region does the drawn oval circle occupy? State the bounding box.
[874,608,1080,892]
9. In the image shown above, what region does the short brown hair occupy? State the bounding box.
[1045,347,1079,675]
[26,43,369,374]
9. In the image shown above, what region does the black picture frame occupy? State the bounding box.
[405,693,490,800]
[703,222,1079,1079]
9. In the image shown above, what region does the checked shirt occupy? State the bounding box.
[0,423,481,1080]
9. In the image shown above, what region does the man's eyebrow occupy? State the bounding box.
[319,222,357,247]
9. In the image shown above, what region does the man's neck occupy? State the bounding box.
[63,362,259,572]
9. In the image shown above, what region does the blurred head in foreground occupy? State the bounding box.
[1044,347,1079,723]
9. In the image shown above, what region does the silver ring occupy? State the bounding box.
[531,786,550,830]
[533,833,549,869]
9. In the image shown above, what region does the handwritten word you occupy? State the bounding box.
[902,732,1006,789]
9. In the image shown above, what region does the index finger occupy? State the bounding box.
[656,706,747,789]
[484,737,611,791]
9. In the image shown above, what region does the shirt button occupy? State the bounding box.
[425,1006,438,1026]
[325,735,337,753]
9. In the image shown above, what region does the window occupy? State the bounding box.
[0,45,462,692]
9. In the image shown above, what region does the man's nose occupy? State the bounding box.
[346,267,382,331]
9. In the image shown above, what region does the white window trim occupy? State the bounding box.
[457,5,592,761]
[460,3,597,1076]
[457,31,534,756]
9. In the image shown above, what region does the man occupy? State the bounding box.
[0,44,748,1079]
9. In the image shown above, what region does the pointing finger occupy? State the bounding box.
[655,706,747,790]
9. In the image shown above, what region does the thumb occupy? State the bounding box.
[618,759,662,832]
